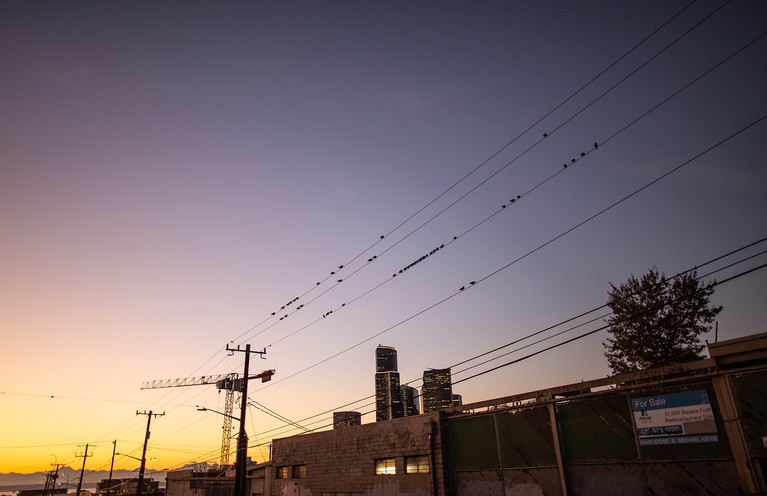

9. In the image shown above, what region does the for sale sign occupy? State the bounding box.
[631,390,719,446]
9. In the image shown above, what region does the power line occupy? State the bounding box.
[250,113,766,393]
[225,0,718,346]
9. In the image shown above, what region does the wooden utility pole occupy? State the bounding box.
[136,411,164,496]
[75,444,93,496]
[107,440,117,496]
[44,463,61,495]
[226,344,266,496]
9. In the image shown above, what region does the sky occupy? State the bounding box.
[2,0,766,475]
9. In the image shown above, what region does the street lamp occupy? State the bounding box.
[116,452,142,462]
[197,406,241,422]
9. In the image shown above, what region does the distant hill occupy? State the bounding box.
[0,466,167,493]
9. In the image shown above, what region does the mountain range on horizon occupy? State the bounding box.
[0,465,179,493]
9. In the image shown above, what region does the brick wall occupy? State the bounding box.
[271,412,445,496]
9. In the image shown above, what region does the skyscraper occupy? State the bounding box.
[376,345,398,373]
[401,385,420,417]
[422,368,453,413]
[375,371,404,421]
[375,345,404,421]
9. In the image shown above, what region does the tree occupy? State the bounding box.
[603,267,722,375]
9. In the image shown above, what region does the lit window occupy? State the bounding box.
[405,455,429,474]
[374,458,396,475]
[276,466,289,479]
[292,465,306,478]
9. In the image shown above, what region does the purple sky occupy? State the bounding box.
[2,1,766,472]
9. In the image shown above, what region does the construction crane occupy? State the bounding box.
[141,373,239,466]
[141,370,275,467]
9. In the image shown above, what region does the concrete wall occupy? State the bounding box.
[271,412,447,496]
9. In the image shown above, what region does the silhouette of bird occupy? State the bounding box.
[571,158,576,163]
[331,271,335,275]
[543,133,548,137]
[594,142,599,149]
[470,281,476,285]
[380,235,384,239]
[338,265,343,269]
[453,236,457,240]
[337,279,343,283]
[271,312,275,316]
[564,164,568,168]
[580,152,585,157]
[316,282,320,285]
[459,286,465,291]
[502,205,506,208]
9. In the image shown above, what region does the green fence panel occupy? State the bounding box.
[449,415,499,470]
[496,406,557,467]
[731,371,767,456]
[558,395,637,462]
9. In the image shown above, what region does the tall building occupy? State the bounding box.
[422,368,453,413]
[333,411,362,429]
[376,345,398,372]
[376,371,404,421]
[401,385,420,416]
[452,393,463,407]
[375,345,404,421]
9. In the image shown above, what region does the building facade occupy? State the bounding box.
[375,371,404,421]
[376,345,398,373]
[422,368,453,413]
[333,411,362,429]
[375,345,404,421]
[401,385,420,417]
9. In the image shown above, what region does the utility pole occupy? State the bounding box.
[44,463,61,496]
[107,440,117,496]
[226,344,266,496]
[136,411,164,496]
[75,444,93,496]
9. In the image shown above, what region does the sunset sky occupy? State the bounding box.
[2,1,766,475]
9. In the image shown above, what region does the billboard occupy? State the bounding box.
[630,390,719,446]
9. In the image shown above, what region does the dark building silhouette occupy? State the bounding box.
[96,478,160,496]
[376,371,404,421]
[401,385,420,416]
[376,345,398,372]
[333,411,362,429]
[375,345,404,421]
[452,393,463,407]
[422,368,453,413]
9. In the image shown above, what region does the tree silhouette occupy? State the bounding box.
[603,268,722,375]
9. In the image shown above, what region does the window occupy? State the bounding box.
[275,466,289,479]
[292,465,306,478]
[405,455,429,474]
[374,458,396,475]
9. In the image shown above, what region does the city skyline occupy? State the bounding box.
[2,1,766,473]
